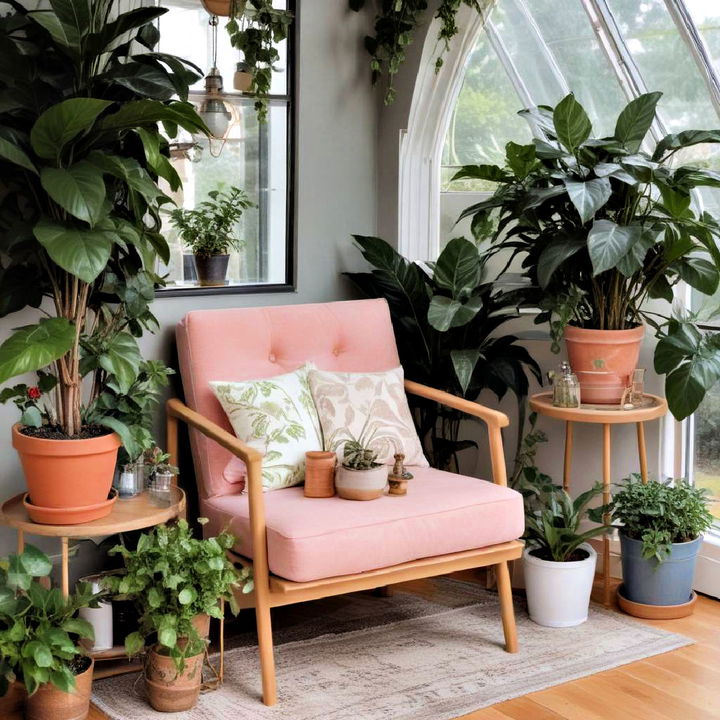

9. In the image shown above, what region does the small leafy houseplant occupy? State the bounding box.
[0,544,102,719]
[0,0,206,523]
[455,91,720,416]
[590,475,713,610]
[334,434,388,501]
[169,186,254,287]
[225,0,294,122]
[347,235,540,471]
[104,520,251,711]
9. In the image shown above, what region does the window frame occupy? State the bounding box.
[156,0,298,298]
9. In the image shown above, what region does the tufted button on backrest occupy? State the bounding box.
[176,299,400,500]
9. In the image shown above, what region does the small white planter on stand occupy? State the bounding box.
[523,543,597,627]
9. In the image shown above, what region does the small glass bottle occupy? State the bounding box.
[552,361,581,408]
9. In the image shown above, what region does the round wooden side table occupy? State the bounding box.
[0,488,186,678]
[529,392,668,606]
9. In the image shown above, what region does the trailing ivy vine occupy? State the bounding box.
[350,0,487,104]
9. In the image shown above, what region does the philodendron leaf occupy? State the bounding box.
[97,332,142,395]
[30,98,112,161]
[451,349,481,395]
[0,137,38,175]
[505,142,537,179]
[41,161,107,225]
[587,219,641,276]
[433,237,481,298]
[564,177,611,224]
[34,218,114,283]
[428,295,482,332]
[27,10,81,50]
[552,93,592,152]
[0,318,74,385]
[676,256,720,295]
[614,92,662,153]
[537,238,585,288]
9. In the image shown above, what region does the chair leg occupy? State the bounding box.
[495,560,518,653]
[255,595,277,705]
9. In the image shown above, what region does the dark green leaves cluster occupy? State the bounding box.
[347,235,540,470]
[105,520,251,672]
[0,545,101,697]
[169,186,255,258]
[590,474,713,563]
[454,91,720,419]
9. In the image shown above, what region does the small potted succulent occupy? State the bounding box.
[520,470,607,627]
[104,520,252,712]
[143,446,179,498]
[334,437,388,501]
[169,186,255,287]
[0,545,103,720]
[590,475,713,616]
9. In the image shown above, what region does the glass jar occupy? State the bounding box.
[149,470,174,506]
[552,361,581,408]
[113,463,142,499]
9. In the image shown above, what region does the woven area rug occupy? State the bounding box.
[92,578,692,720]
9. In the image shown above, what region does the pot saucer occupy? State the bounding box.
[616,583,696,619]
[23,488,118,525]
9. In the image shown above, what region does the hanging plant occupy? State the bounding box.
[225,0,293,122]
[350,0,485,104]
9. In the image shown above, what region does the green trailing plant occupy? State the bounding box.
[454,91,720,420]
[169,186,254,258]
[0,544,102,697]
[226,0,293,122]
[346,235,541,470]
[589,474,713,563]
[0,0,207,444]
[350,0,486,104]
[104,519,252,672]
[342,441,381,470]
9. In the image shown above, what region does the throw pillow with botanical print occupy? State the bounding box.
[210,365,323,491]
[308,366,428,467]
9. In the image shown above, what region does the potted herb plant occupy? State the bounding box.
[590,475,713,616]
[104,519,252,712]
[0,544,102,720]
[0,0,206,524]
[334,439,388,501]
[455,91,720,416]
[169,186,254,287]
[518,467,607,627]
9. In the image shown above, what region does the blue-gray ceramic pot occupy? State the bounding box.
[620,533,701,606]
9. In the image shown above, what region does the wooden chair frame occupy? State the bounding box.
[166,379,522,706]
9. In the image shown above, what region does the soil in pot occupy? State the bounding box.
[12,424,121,525]
[145,648,204,712]
[194,254,230,286]
[25,656,93,720]
[564,324,644,404]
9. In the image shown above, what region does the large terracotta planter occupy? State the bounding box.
[564,324,645,404]
[12,424,121,525]
[25,657,94,720]
[145,648,204,712]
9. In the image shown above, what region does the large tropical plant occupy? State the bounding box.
[0,0,206,451]
[347,235,541,470]
[455,91,720,419]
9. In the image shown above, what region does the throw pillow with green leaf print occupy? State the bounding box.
[210,364,323,490]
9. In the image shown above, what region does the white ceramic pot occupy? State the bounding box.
[523,543,597,627]
[335,465,387,501]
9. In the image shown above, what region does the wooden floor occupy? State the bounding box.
[5,572,720,720]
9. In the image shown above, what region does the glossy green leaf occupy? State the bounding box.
[0,137,37,174]
[124,631,144,656]
[537,238,585,288]
[451,163,510,183]
[552,93,592,152]
[40,161,107,225]
[20,544,53,577]
[564,177,611,224]
[614,92,662,152]
[427,295,482,332]
[587,219,641,276]
[653,129,720,162]
[433,237,481,298]
[97,332,142,395]
[451,349,481,395]
[27,10,80,50]
[61,617,94,640]
[0,318,74,385]
[677,256,720,295]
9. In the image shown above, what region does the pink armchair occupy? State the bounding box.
[167,298,524,705]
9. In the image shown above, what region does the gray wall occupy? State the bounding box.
[0,0,378,555]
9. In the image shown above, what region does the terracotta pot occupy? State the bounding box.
[304,451,336,498]
[177,613,211,650]
[233,69,253,92]
[145,648,204,713]
[25,657,93,720]
[2,680,26,716]
[335,465,387,501]
[194,254,229,286]
[200,0,232,15]
[12,425,121,525]
[563,324,645,404]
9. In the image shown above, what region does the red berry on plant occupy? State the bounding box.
[27,386,41,400]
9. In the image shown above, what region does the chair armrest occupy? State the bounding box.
[403,380,510,486]
[403,380,510,428]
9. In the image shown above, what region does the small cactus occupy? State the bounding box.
[342,440,381,470]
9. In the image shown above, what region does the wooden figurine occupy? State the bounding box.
[387,453,413,496]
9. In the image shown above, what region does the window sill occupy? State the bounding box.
[155,282,295,299]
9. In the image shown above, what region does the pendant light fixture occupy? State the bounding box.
[197,15,232,142]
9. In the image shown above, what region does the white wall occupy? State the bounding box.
[0,0,378,555]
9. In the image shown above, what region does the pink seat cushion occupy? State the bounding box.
[202,466,524,582]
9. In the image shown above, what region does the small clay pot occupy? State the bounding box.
[25,657,94,720]
[304,451,336,498]
[145,648,204,712]
[335,465,387,501]
[194,254,230,286]
[234,68,253,92]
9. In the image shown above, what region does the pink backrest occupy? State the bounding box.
[176,299,401,498]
